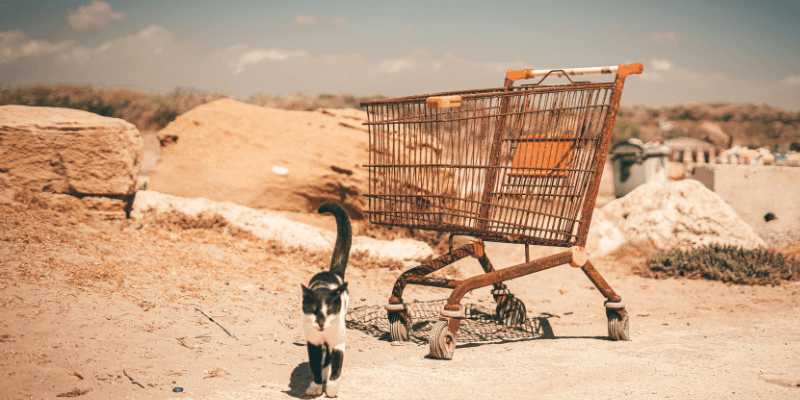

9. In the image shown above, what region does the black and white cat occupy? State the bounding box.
[301,202,352,397]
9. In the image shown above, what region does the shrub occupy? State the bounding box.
[0,84,385,131]
[611,117,642,144]
[641,245,800,285]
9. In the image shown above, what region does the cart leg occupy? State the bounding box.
[580,261,621,302]
[443,251,573,325]
[580,261,630,340]
[385,239,485,341]
[474,251,527,325]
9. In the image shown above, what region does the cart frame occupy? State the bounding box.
[361,63,643,359]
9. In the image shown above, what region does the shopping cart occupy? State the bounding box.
[361,63,643,359]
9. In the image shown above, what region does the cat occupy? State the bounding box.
[301,202,352,397]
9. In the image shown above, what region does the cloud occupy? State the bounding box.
[68,0,125,31]
[780,75,800,86]
[651,59,673,71]
[601,23,623,33]
[293,14,350,27]
[623,59,799,111]
[554,18,580,33]
[294,14,317,25]
[229,48,309,75]
[649,30,678,45]
[0,30,74,63]
[331,17,351,26]
[1,26,797,111]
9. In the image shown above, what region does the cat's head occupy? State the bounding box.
[301,282,348,330]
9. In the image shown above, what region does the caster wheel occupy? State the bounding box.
[388,313,409,342]
[496,296,527,326]
[607,309,630,341]
[428,320,456,360]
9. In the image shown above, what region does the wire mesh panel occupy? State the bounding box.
[364,81,618,247]
[346,300,553,344]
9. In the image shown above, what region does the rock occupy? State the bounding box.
[148,99,369,219]
[0,105,143,199]
[131,190,434,267]
[602,179,765,250]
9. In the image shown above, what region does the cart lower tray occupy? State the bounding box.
[346,300,554,345]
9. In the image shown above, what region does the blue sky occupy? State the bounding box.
[1,0,798,109]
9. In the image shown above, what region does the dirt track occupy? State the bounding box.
[1,203,800,400]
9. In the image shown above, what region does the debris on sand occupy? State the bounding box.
[204,367,230,379]
[56,388,89,397]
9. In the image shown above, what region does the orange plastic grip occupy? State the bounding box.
[617,63,644,77]
[426,95,462,109]
[504,69,534,87]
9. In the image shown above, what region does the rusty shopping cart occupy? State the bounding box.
[361,63,643,359]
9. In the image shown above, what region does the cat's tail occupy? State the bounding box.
[318,202,352,278]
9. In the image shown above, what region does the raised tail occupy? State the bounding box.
[318,202,352,278]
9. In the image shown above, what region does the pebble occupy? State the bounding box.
[173,387,183,393]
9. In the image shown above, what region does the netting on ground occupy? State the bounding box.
[346,299,554,345]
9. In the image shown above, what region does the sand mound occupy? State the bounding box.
[149,99,369,218]
[601,179,765,250]
[585,208,626,257]
[131,190,434,267]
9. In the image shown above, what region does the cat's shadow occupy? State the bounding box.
[283,362,317,399]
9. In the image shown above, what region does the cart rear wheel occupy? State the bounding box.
[496,296,527,326]
[388,313,409,342]
[607,310,630,341]
[428,320,456,360]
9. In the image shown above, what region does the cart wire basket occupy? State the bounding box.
[362,63,643,359]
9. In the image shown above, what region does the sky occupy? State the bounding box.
[1,0,798,110]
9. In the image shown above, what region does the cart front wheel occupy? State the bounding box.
[496,296,527,326]
[388,313,409,342]
[607,309,630,341]
[428,320,456,360]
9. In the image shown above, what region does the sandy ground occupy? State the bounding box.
[1,198,799,400]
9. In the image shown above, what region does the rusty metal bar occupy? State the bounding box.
[389,239,484,304]
[361,82,615,108]
[444,251,574,311]
[475,250,508,293]
[475,87,513,230]
[362,103,614,125]
[364,164,595,172]
[581,261,622,302]
[401,275,462,289]
[573,73,628,246]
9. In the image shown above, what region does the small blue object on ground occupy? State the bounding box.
[173,387,184,393]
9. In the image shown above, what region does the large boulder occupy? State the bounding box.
[149,99,370,219]
[0,105,143,206]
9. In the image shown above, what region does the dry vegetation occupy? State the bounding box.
[614,102,800,149]
[3,84,798,151]
[642,245,800,286]
[0,84,384,133]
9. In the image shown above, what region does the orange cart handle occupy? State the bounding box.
[504,63,644,87]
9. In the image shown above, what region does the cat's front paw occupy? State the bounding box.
[325,380,340,397]
[306,382,323,396]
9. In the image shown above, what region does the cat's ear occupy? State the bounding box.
[335,282,348,295]
[301,284,315,299]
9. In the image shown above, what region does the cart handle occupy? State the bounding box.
[504,62,644,87]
